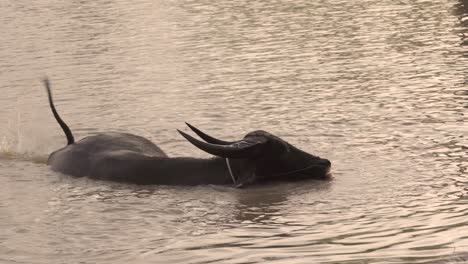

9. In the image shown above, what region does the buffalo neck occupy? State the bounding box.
[136,156,233,185]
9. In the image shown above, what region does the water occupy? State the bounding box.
[0,0,467,263]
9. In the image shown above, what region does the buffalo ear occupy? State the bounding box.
[178,130,267,158]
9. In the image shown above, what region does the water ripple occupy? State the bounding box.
[1,0,467,263]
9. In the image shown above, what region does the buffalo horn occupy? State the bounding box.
[185,123,233,145]
[178,130,265,158]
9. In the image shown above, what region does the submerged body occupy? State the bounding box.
[48,132,237,185]
[44,79,331,186]
[48,132,172,183]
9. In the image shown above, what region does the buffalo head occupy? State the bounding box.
[179,123,332,187]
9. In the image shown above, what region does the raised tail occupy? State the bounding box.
[43,78,75,145]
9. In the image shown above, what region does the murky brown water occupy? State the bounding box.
[1,0,467,263]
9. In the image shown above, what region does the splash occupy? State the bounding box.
[0,109,50,164]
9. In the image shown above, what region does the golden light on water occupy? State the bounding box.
[0,0,467,263]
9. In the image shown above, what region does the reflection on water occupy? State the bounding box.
[0,0,467,263]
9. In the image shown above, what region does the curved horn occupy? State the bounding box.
[178,130,266,158]
[185,123,233,145]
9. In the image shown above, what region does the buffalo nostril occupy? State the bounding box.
[323,159,331,167]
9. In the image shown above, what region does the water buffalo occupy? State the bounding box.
[44,79,331,187]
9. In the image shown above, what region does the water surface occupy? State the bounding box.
[0,0,467,263]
